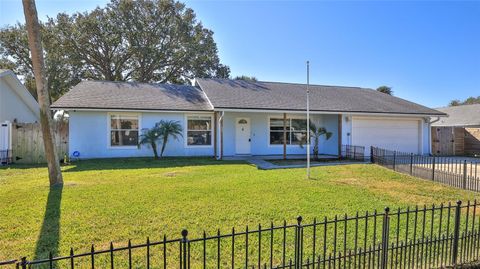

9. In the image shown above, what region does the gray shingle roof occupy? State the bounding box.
[51,80,212,111]
[432,104,480,127]
[52,78,445,116]
[196,78,445,116]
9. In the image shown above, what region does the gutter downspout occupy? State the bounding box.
[428,117,441,155]
[217,111,225,160]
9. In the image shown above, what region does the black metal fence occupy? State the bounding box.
[3,200,480,268]
[0,149,12,165]
[341,145,365,162]
[371,147,480,192]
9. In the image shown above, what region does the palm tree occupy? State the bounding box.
[23,0,63,185]
[156,120,183,157]
[300,120,332,161]
[139,127,162,159]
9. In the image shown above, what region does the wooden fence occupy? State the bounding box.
[465,128,480,156]
[11,122,68,164]
[432,127,480,156]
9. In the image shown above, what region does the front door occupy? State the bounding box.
[235,118,251,154]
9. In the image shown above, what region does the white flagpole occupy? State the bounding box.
[306,61,310,179]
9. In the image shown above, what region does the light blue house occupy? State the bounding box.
[51,79,445,159]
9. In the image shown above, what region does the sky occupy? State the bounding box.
[0,0,479,108]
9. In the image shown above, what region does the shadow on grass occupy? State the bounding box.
[62,157,246,172]
[34,184,63,261]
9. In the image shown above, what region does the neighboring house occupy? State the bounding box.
[431,104,480,156]
[0,70,40,163]
[51,79,445,159]
[433,104,480,128]
[0,69,39,123]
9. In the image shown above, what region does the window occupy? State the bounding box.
[110,114,139,147]
[187,115,212,146]
[269,118,307,145]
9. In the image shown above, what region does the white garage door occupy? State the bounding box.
[352,117,421,155]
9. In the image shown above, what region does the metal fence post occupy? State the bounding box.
[294,216,303,269]
[432,157,436,181]
[452,201,462,265]
[19,257,27,269]
[181,229,189,269]
[463,160,467,189]
[409,153,413,175]
[380,207,390,269]
[370,147,374,163]
[393,151,396,171]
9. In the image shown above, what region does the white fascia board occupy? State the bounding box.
[214,108,445,118]
[52,107,214,114]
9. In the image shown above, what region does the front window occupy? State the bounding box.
[269,118,307,145]
[110,114,139,147]
[187,116,212,146]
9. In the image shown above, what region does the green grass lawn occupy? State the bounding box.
[1,158,479,265]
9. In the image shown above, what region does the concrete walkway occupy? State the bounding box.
[248,159,370,170]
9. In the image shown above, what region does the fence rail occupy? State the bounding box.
[341,144,365,162]
[3,200,480,269]
[371,147,480,192]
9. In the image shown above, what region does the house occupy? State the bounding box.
[0,69,39,123]
[51,79,445,159]
[431,104,480,156]
[433,104,480,128]
[0,70,40,163]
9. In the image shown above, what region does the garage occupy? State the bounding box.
[352,117,422,155]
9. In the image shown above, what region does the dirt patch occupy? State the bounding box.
[331,175,451,204]
[164,171,179,177]
[334,178,362,186]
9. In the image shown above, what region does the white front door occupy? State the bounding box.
[235,118,251,154]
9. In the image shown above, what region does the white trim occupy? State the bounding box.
[419,120,424,154]
[55,108,213,114]
[184,114,214,148]
[235,117,251,154]
[216,108,444,118]
[200,89,215,110]
[53,107,445,118]
[107,112,141,150]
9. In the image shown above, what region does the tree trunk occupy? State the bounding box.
[22,0,63,186]
[313,136,319,161]
[151,141,158,159]
[160,136,168,157]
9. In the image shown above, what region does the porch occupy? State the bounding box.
[213,111,345,159]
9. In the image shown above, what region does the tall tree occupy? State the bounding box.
[0,23,82,100]
[22,0,63,186]
[1,0,230,100]
[376,86,393,95]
